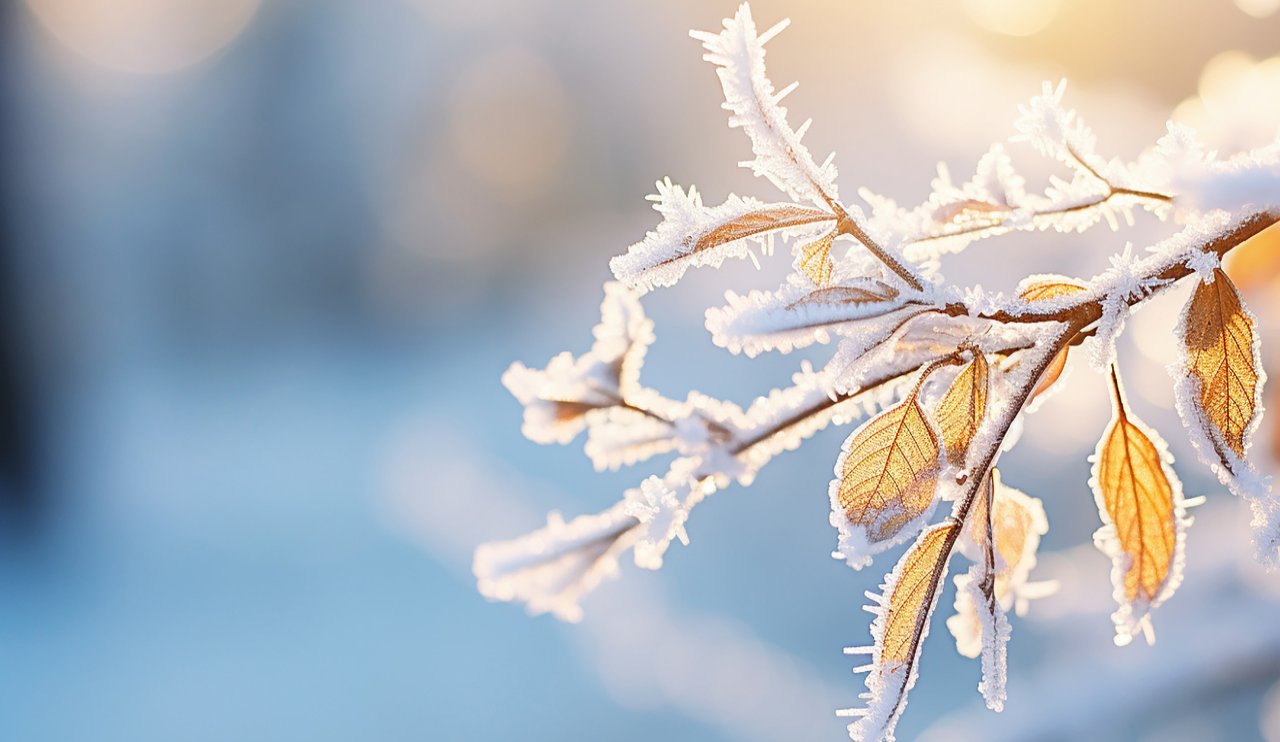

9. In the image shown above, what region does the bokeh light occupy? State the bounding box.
[961,0,1062,37]
[23,0,260,75]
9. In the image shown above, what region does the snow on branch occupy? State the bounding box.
[478,3,1280,738]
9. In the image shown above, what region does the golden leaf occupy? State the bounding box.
[797,228,837,286]
[690,206,834,254]
[1181,267,1262,460]
[1018,276,1088,302]
[935,354,989,464]
[1090,367,1188,643]
[881,522,958,666]
[848,521,959,739]
[835,384,941,544]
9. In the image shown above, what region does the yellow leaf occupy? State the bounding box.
[1090,367,1189,645]
[834,384,941,544]
[1018,275,1088,302]
[691,206,834,254]
[935,354,989,464]
[1181,267,1263,461]
[881,522,958,665]
[797,228,837,286]
[847,521,959,740]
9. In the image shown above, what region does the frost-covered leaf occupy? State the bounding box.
[948,564,1010,712]
[610,179,834,292]
[829,374,942,569]
[1089,368,1192,645]
[935,353,989,466]
[895,144,1029,262]
[473,503,639,623]
[796,228,838,286]
[503,282,658,445]
[1179,267,1263,461]
[705,274,920,357]
[949,469,1051,711]
[583,404,680,471]
[787,280,900,309]
[1172,265,1278,564]
[843,522,958,742]
[956,469,1053,613]
[473,462,708,621]
[1018,274,1089,303]
[690,4,841,206]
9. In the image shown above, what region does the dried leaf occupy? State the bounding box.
[881,523,957,664]
[689,206,834,256]
[935,354,989,465]
[845,522,958,741]
[1030,346,1070,402]
[1090,367,1189,645]
[1018,275,1088,302]
[785,279,900,310]
[1181,267,1262,461]
[833,383,941,545]
[961,469,1049,605]
[797,228,837,286]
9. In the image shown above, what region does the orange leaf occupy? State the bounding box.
[1030,346,1070,402]
[1090,367,1189,645]
[1180,267,1263,461]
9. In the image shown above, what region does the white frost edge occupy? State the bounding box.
[1087,383,1193,646]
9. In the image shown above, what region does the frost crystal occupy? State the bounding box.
[624,472,697,570]
[690,4,840,207]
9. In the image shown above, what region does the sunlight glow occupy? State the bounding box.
[24,0,260,75]
[961,0,1062,37]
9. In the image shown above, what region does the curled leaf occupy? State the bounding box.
[1029,346,1070,403]
[829,377,942,568]
[935,353,989,465]
[1017,275,1088,302]
[844,522,958,741]
[950,469,1051,710]
[1090,367,1191,646]
[1180,267,1263,462]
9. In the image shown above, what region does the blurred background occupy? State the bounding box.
[1,0,1280,740]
